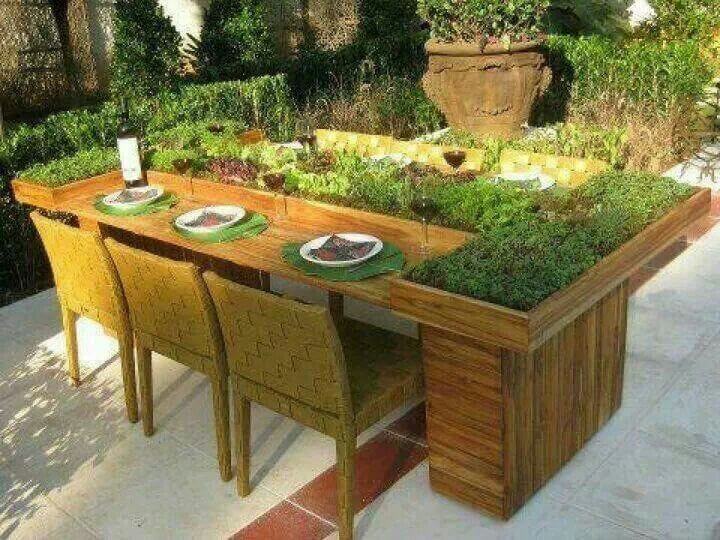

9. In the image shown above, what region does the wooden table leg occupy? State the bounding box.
[329,292,344,325]
[421,281,629,519]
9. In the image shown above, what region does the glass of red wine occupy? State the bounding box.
[409,182,439,258]
[264,173,287,220]
[443,149,467,171]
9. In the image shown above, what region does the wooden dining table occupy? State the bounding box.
[14,169,710,520]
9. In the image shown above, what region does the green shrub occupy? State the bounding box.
[186,0,278,81]
[298,76,444,140]
[638,0,720,40]
[111,0,182,99]
[18,148,119,188]
[417,0,550,43]
[547,0,631,36]
[148,76,296,141]
[541,35,713,118]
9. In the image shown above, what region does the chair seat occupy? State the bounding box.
[338,320,424,434]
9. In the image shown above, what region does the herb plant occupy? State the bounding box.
[417,0,550,43]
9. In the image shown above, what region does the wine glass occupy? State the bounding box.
[443,149,467,171]
[172,158,192,175]
[264,172,287,220]
[409,182,439,258]
[297,121,317,155]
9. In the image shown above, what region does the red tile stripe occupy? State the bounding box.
[232,404,428,540]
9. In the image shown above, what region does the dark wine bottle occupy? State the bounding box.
[117,98,146,188]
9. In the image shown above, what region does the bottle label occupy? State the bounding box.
[118,137,142,182]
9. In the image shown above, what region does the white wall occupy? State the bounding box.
[158,0,210,44]
[628,0,656,27]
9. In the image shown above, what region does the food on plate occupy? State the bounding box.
[310,235,378,262]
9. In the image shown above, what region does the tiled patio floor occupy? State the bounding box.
[3,214,720,539]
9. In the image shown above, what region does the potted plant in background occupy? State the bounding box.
[418,0,552,139]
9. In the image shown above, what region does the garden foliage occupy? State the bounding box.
[417,0,550,43]
[110,0,183,99]
[407,171,692,310]
[186,0,278,82]
[638,0,720,41]
[0,75,294,302]
[541,35,713,118]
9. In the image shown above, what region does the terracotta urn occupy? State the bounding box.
[423,39,551,139]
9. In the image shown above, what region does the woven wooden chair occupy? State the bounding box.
[499,148,609,187]
[203,273,424,540]
[30,212,139,423]
[105,240,231,481]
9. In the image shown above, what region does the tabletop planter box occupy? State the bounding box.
[11,171,710,520]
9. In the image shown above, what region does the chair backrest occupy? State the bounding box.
[499,149,609,187]
[105,239,223,361]
[315,129,394,158]
[203,271,352,419]
[31,212,127,329]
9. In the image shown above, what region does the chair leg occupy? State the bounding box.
[211,375,232,482]
[336,437,356,540]
[118,332,139,424]
[233,380,251,496]
[60,304,80,386]
[136,345,154,436]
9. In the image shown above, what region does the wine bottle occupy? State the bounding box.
[117,98,146,188]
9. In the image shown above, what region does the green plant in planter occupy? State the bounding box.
[18,149,119,188]
[417,0,550,43]
[147,148,209,175]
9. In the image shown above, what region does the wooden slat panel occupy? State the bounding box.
[430,468,504,517]
[501,348,535,517]
[392,281,530,351]
[423,325,506,506]
[499,282,629,518]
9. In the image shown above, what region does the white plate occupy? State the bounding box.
[369,153,413,167]
[492,172,556,191]
[299,233,384,268]
[174,205,246,234]
[103,186,164,209]
[278,141,304,151]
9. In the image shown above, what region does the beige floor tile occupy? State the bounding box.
[573,431,720,539]
[62,429,282,540]
[0,475,97,540]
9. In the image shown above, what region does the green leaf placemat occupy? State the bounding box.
[95,192,178,216]
[282,242,404,282]
[172,212,269,244]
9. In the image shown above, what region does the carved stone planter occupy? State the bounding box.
[423,39,550,139]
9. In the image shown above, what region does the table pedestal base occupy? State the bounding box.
[422,281,628,519]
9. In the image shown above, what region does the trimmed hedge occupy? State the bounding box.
[539,35,714,120]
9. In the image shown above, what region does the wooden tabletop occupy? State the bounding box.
[64,191,425,309]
